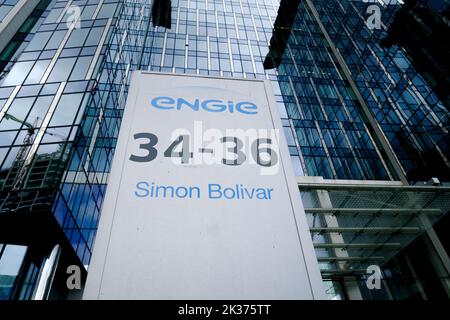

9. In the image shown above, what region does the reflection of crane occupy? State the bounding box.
[3,114,39,190]
[3,114,67,190]
[4,114,38,163]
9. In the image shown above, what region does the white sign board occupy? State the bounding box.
[83,72,324,299]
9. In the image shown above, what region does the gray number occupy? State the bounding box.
[252,138,278,167]
[164,135,192,163]
[221,137,246,165]
[130,132,158,162]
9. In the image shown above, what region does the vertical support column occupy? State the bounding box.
[403,252,428,300]
[419,216,450,298]
[33,244,61,300]
[315,185,364,300]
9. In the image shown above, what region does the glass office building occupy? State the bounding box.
[265,0,450,299]
[0,0,449,300]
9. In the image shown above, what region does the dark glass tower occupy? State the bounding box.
[265,0,450,299]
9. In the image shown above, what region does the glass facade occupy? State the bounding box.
[275,0,394,181]
[0,0,448,300]
[270,0,450,299]
[0,0,121,299]
[273,0,450,182]
[315,0,450,183]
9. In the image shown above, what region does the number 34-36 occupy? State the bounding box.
[129,132,278,167]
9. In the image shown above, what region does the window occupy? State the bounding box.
[45,30,67,50]
[47,57,77,82]
[0,97,35,130]
[85,27,104,46]
[1,61,34,86]
[49,93,83,126]
[24,60,51,84]
[69,56,93,81]
[0,244,28,300]
[25,32,52,52]
[65,28,89,48]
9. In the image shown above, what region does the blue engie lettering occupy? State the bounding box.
[151,96,175,109]
[150,96,258,114]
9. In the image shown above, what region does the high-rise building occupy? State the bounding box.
[265,0,450,299]
[0,0,286,300]
[0,0,449,300]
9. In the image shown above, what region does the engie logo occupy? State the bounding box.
[150,96,258,115]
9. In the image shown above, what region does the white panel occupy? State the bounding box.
[83,71,324,299]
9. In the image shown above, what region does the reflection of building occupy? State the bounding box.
[265,0,450,299]
[381,0,450,111]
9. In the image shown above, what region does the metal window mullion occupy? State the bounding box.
[359,120,394,180]
[309,227,421,233]
[337,121,367,179]
[91,0,105,20]
[289,117,308,176]
[56,0,74,23]
[84,108,104,173]
[160,32,168,68]
[233,12,239,39]
[270,0,278,12]
[314,243,402,249]
[86,17,113,80]
[312,119,338,178]
[227,37,234,73]
[116,62,130,109]
[238,0,244,15]
[183,34,189,69]
[267,14,274,29]
[411,85,447,134]
[206,35,211,70]
[255,1,262,16]
[247,39,257,74]
[309,78,330,122]
[318,256,385,262]
[114,28,128,64]
[175,7,181,34]
[287,75,305,119]
[251,14,259,42]
[136,2,145,30]
[214,10,219,36]
[196,9,199,36]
